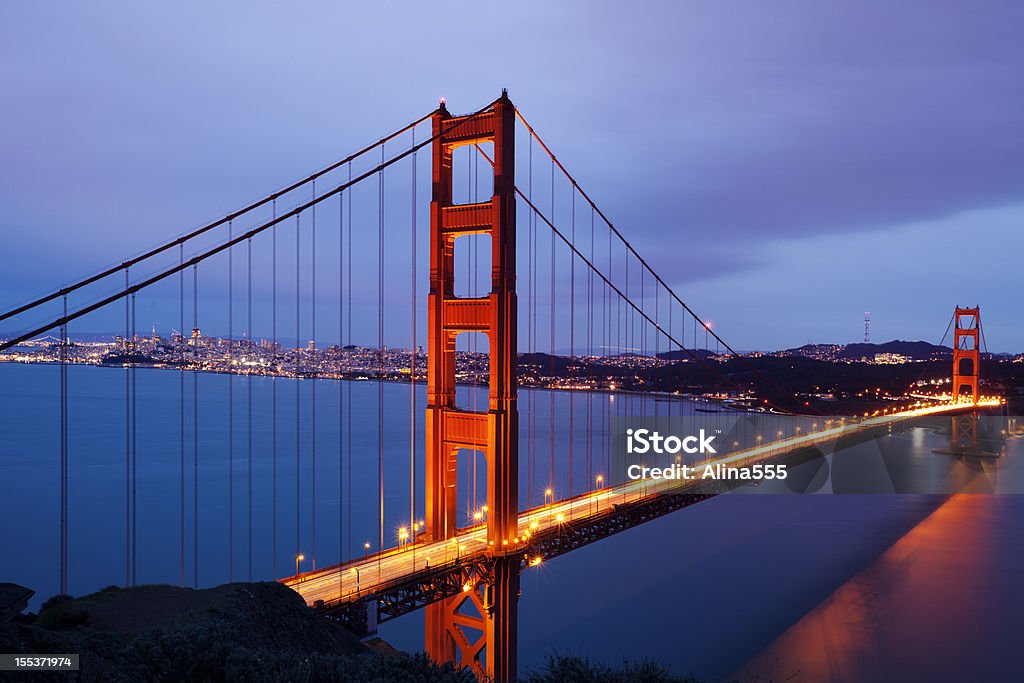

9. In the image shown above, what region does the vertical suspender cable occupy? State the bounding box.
[704,322,710,419]
[636,265,641,415]
[179,245,185,587]
[526,135,533,508]
[378,145,385,569]
[228,221,234,581]
[410,130,417,549]
[654,278,658,365]
[193,263,199,588]
[639,260,644,417]
[598,216,606,479]
[617,239,623,476]
[569,188,575,500]
[247,226,253,581]
[622,259,630,423]
[549,159,555,496]
[653,276,658,413]
[312,180,318,570]
[272,200,278,578]
[124,267,130,587]
[295,213,301,564]
[338,187,344,582]
[587,207,594,486]
[715,327,721,434]
[346,162,353,559]
[621,250,627,444]
[60,295,68,595]
[130,291,137,586]
[532,143,539,505]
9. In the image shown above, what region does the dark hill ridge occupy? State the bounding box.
[0,582,472,683]
[518,352,573,374]
[526,341,958,365]
[785,340,952,361]
[837,340,951,360]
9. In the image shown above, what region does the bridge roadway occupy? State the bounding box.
[283,399,998,616]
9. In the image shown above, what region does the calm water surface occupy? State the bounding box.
[1,362,1021,682]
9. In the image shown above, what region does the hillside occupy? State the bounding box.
[0,581,734,682]
[0,582,471,683]
[784,340,951,361]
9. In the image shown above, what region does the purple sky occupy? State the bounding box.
[2,2,1022,351]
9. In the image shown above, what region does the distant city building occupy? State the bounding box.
[872,352,911,364]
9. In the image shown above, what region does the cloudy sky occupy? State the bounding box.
[2,1,1022,351]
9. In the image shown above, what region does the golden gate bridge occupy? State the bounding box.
[0,91,1001,681]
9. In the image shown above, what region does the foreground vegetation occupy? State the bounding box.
[2,582,744,682]
[1,582,471,682]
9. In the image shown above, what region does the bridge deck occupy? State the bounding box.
[282,400,996,614]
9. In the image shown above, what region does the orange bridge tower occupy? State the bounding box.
[424,91,520,682]
[952,306,980,404]
[951,306,981,452]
